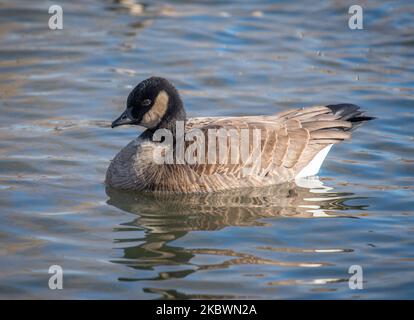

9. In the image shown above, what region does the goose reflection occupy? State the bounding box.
[105,178,367,287]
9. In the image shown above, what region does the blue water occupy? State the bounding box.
[0,0,413,299]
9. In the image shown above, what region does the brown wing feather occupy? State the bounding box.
[280,106,356,173]
[181,106,355,179]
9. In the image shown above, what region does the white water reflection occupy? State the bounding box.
[105,178,366,295]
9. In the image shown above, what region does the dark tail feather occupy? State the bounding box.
[326,104,375,131]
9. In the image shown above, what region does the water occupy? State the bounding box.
[0,0,413,299]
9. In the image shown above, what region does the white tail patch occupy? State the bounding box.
[296,144,333,179]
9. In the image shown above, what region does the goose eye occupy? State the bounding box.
[142,99,152,107]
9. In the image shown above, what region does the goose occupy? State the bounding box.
[106,77,374,193]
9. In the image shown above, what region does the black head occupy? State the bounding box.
[111,77,186,131]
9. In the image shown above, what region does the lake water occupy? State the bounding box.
[0,0,413,299]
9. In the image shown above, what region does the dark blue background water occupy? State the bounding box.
[0,0,413,299]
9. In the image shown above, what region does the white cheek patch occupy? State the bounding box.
[141,90,169,128]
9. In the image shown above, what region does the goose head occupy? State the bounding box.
[111,77,186,131]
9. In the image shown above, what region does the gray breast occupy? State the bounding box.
[106,138,147,190]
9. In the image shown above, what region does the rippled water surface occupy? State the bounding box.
[1,0,414,299]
